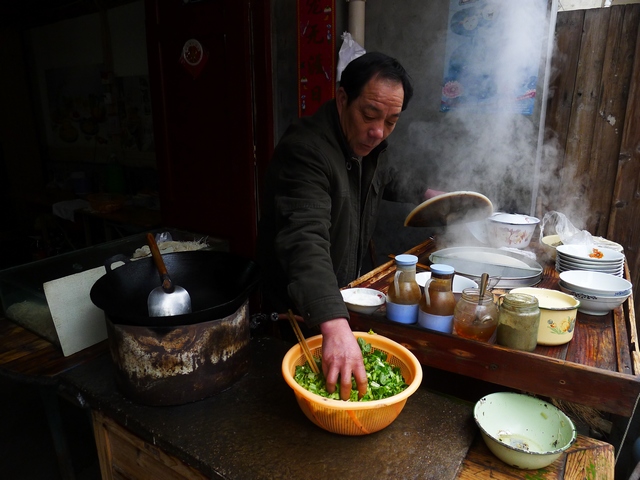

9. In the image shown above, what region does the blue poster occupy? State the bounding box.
[440,0,546,115]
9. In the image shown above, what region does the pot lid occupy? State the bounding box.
[404,191,493,228]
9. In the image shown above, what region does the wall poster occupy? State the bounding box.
[297,0,336,117]
[440,0,546,115]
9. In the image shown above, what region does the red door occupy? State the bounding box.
[145,0,272,258]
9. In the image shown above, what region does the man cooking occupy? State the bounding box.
[259,52,434,400]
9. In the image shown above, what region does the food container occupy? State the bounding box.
[559,270,632,297]
[453,288,498,342]
[496,293,540,351]
[90,250,260,406]
[474,392,576,470]
[341,288,385,314]
[487,213,540,249]
[558,283,630,316]
[281,332,422,435]
[510,287,580,346]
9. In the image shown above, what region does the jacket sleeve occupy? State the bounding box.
[269,141,350,327]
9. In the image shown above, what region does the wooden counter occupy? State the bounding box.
[346,238,640,417]
[0,317,615,479]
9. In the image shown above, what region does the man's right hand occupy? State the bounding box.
[319,318,368,400]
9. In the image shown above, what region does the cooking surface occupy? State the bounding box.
[61,337,476,480]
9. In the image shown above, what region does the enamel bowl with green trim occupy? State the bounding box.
[474,392,576,470]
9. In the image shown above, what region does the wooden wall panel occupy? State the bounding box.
[608,6,640,313]
[546,5,640,315]
[540,10,583,214]
[560,9,609,225]
[590,7,639,235]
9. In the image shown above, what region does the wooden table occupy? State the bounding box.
[346,237,640,418]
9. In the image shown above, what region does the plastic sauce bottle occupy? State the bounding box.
[418,264,456,333]
[496,293,540,351]
[386,254,421,324]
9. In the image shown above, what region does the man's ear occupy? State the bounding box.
[335,87,347,113]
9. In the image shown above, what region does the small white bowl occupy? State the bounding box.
[416,271,478,301]
[559,270,632,297]
[341,288,386,314]
[487,213,540,249]
[558,283,630,316]
[541,234,561,260]
[474,392,576,470]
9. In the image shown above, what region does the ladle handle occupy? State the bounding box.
[147,232,173,293]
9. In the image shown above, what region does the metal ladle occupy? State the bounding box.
[146,232,193,317]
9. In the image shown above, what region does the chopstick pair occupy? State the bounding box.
[287,310,320,374]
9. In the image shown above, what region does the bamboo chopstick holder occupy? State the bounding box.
[288,309,320,374]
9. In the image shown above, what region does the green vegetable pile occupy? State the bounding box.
[293,336,408,401]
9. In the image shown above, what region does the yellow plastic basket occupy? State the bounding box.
[282,331,423,435]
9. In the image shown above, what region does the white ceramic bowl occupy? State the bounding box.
[510,287,580,346]
[416,271,478,301]
[559,270,632,297]
[474,392,576,470]
[487,213,540,249]
[341,288,386,314]
[558,283,630,316]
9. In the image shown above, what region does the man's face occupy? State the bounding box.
[336,75,404,157]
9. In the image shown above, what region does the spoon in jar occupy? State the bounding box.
[473,273,490,324]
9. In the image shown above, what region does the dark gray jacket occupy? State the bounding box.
[258,100,393,327]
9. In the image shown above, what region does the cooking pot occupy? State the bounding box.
[90,250,260,327]
[90,250,261,406]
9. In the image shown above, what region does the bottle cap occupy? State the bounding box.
[430,264,455,275]
[394,254,418,266]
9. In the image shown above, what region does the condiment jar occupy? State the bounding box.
[418,264,456,333]
[386,254,421,324]
[496,293,541,352]
[453,288,498,342]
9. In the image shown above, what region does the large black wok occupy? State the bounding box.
[90,250,261,327]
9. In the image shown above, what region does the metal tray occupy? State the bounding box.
[429,246,542,289]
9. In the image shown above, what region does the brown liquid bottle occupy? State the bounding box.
[386,254,421,324]
[418,264,456,333]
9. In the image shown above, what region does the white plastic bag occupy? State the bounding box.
[337,32,366,81]
[540,211,594,246]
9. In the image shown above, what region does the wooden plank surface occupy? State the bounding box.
[0,318,108,383]
[457,434,614,479]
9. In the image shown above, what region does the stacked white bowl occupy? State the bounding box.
[558,270,632,316]
[555,244,625,277]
